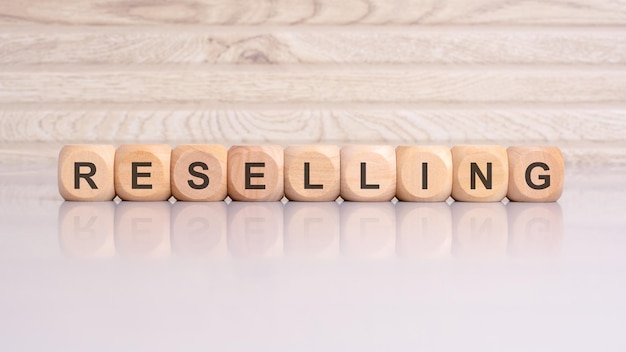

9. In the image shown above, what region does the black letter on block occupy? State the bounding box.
[74,162,98,189]
[304,162,323,189]
[245,162,266,190]
[421,162,428,190]
[525,162,550,190]
[188,162,210,189]
[132,162,152,189]
[470,162,492,190]
[360,162,380,189]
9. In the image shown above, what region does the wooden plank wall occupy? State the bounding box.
[0,0,625,166]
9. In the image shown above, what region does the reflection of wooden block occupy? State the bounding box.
[396,202,452,258]
[57,202,115,258]
[171,144,227,201]
[227,202,284,258]
[340,202,396,258]
[170,202,228,257]
[507,146,564,202]
[507,202,563,257]
[284,202,340,257]
[284,145,340,201]
[58,145,116,201]
[114,202,171,258]
[227,145,284,201]
[396,146,452,202]
[340,145,396,202]
[115,144,171,201]
[451,202,508,259]
[451,145,508,202]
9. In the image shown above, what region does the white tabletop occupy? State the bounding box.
[1,162,625,352]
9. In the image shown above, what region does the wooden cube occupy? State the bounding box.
[507,146,564,202]
[58,144,116,201]
[340,145,396,202]
[284,145,340,202]
[114,144,171,201]
[396,146,452,202]
[227,145,284,202]
[171,144,227,201]
[451,145,508,202]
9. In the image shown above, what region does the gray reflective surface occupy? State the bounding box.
[55,200,564,260]
[1,167,625,351]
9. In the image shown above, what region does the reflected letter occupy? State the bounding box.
[171,202,228,258]
[507,202,563,258]
[396,202,452,258]
[284,202,340,258]
[58,202,115,258]
[452,202,508,259]
[340,202,396,258]
[227,202,283,258]
[115,202,171,258]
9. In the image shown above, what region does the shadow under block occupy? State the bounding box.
[451,145,509,202]
[171,144,228,201]
[284,145,340,201]
[114,144,171,201]
[340,145,396,202]
[507,146,564,202]
[227,145,284,201]
[396,146,452,202]
[58,144,116,201]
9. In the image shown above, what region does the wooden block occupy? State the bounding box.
[451,145,509,202]
[58,144,116,201]
[284,145,340,202]
[171,144,227,201]
[340,145,396,202]
[396,146,452,202]
[507,146,564,202]
[227,145,284,202]
[114,144,171,201]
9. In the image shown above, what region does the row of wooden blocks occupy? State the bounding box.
[59,144,564,203]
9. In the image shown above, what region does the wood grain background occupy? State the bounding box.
[0,0,625,166]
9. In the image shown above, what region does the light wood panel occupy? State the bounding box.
[1,67,625,103]
[1,0,625,25]
[1,106,625,143]
[1,0,625,168]
[1,143,625,174]
[1,28,625,64]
